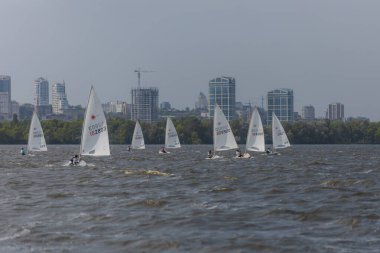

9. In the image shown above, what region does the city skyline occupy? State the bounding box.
[1,75,352,122]
[1,1,380,120]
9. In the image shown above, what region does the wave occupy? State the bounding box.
[0,228,31,242]
[124,169,173,176]
[321,179,375,189]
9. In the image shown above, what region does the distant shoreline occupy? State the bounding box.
[1,117,378,145]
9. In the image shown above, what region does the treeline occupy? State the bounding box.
[1,117,380,145]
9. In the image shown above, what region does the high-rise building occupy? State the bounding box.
[52,81,69,114]
[208,76,236,120]
[327,102,344,120]
[301,105,315,120]
[0,75,12,120]
[195,92,208,112]
[34,77,49,106]
[267,88,294,125]
[102,101,128,115]
[34,77,52,119]
[131,87,159,123]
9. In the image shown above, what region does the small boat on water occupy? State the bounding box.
[159,117,181,154]
[240,106,265,159]
[72,86,110,166]
[131,120,145,150]
[270,112,291,155]
[208,104,238,159]
[27,111,47,154]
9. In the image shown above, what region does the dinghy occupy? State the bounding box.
[208,104,238,159]
[270,112,290,155]
[240,106,265,158]
[72,86,110,166]
[131,120,145,150]
[27,111,47,154]
[159,117,181,154]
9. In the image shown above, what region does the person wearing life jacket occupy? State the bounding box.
[207,150,213,159]
[20,147,26,156]
[70,155,80,165]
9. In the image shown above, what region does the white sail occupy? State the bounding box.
[131,121,145,149]
[80,87,110,156]
[272,112,290,149]
[213,104,238,151]
[165,117,181,148]
[27,112,47,152]
[246,107,265,152]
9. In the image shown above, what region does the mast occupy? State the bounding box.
[80,86,94,155]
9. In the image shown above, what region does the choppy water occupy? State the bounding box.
[1,144,380,252]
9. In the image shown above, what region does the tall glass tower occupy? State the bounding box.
[208,76,236,120]
[0,75,12,120]
[267,88,294,125]
[34,77,49,106]
[131,87,159,123]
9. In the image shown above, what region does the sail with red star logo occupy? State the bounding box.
[80,86,110,156]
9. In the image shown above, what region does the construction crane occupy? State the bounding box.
[134,68,154,87]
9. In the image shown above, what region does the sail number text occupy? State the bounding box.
[89,122,106,136]
[215,125,231,136]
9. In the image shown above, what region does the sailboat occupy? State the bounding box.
[159,117,181,154]
[242,106,265,158]
[209,104,238,159]
[27,111,47,154]
[130,120,145,150]
[75,86,110,165]
[271,112,290,154]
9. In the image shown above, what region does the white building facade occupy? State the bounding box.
[52,81,69,114]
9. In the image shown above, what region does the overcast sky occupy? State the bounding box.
[1,0,380,120]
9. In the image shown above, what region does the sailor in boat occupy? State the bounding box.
[20,147,26,156]
[160,147,167,153]
[266,147,272,154]
[207,150,213,159]
[70,155,80,165]
[127,145,131,152]
[235,149,244,158]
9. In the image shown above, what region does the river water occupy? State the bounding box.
[0,144,379,252]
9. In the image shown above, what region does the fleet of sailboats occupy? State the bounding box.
[27,111,47,154]
[79,86,110,160]
[22,93,292,161]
